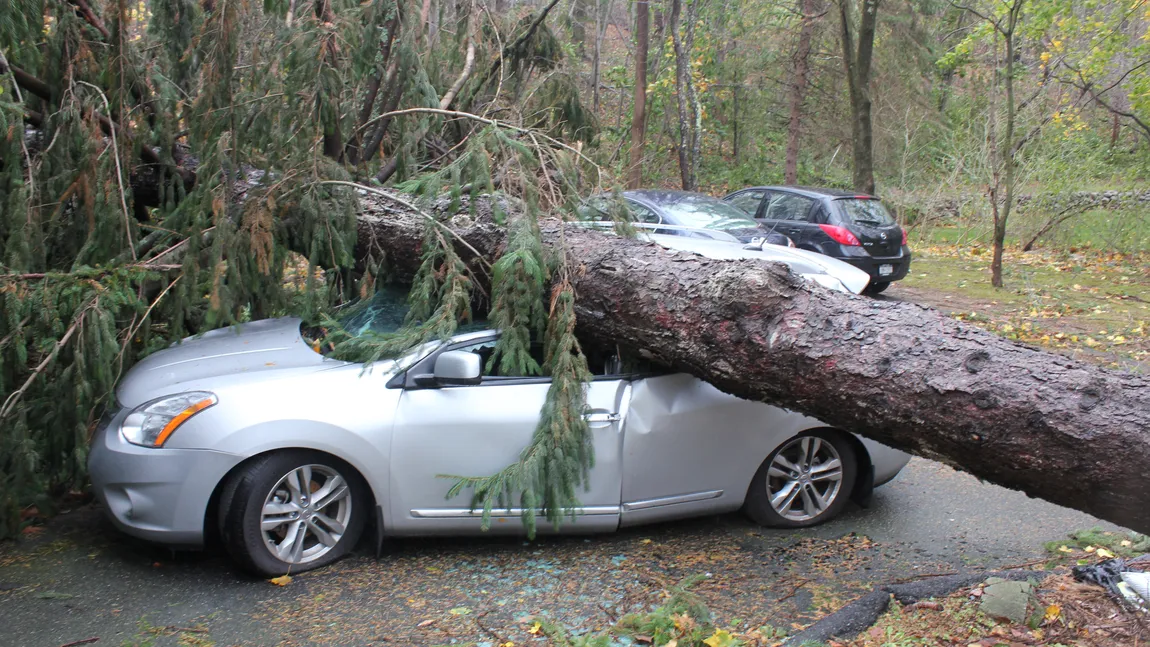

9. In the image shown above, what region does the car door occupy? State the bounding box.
[760,191,817,245]
[624,199,671,236]
[387,335,629,535]
[723,189,768,218]
[618,373,815,527]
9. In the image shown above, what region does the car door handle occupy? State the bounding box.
[584,412,621,423]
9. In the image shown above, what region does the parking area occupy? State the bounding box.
[0,457,1121,647]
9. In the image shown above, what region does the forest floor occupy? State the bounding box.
[888,234,1150,372]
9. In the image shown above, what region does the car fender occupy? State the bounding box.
[209,419,391,527]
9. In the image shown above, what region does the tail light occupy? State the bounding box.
[818,224,861,246]
[901,228,908,246]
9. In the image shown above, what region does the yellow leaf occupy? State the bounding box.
[268,575,292,586]
[529,622,542,635]
[1084,545,1096,552]
[1045,604,1061,621]
[1058,545,1074,553]
[1096,548,1116,558]
[500,642,514,647]
[1121,540,1133,547]
[703,629,736,647]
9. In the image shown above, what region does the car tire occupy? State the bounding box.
[864,281,890,295]
[743,430,858,528]
[220,450,369,576]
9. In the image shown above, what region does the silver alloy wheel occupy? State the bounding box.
[766,436,844,522]
[261,464,353,564]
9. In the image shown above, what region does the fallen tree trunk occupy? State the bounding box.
[355,192,1150,534]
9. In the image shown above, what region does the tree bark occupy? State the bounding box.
[346,2,401,164]
[837,0,877,195]
[626,0,649,189]
[354,192,1150,535]
[669,0,698,191]
[785,0,819,185]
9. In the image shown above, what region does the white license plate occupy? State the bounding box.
[879,264,894,277]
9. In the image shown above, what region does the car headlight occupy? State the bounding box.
[121,392,217,447]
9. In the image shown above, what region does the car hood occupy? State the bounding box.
[647,234,870,294]
[117,318,337,407]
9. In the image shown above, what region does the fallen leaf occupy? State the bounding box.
[1058,545,1074,553]
[268,575,292,586]
[449,606,472,615]
[417,619,436,628]
[529,621,542,635]
[1096,548,1116,558]
[703,629,737,647]
[1045,604,1061,622]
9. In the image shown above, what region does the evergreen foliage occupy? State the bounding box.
[1,0,602,537]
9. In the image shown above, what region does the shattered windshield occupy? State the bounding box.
[338,286,488,337]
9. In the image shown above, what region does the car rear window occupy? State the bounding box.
[836,199,896,227]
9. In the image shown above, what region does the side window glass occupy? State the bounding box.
[727,191,765,216]
[764,194,815,222]
[576,197,613,222]
[811,206,830,224]
[450,339,546,379]
[626,202,662,225]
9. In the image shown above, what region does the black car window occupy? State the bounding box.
[625,201,662,225]
[811,205,831,224]
[836,199,896,227]
[763,193,815,222]
[726,191,766,216]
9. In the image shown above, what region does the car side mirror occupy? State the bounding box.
[428,350,482,386]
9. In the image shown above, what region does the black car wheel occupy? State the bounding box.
[220,450,369,576]
[864,281,890,295]
[743,430,858,528]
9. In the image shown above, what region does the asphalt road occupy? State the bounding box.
[0,457,1123,647]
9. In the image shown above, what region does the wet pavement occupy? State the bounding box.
[0,458,1122,647]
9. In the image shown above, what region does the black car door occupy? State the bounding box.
[759,191,817,245]
[724,189,768,218]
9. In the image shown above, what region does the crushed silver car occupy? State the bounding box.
[90,267,908,578]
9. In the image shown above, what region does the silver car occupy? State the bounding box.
[89,259,907,577]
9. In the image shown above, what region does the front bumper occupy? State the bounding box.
[88,407,245,547]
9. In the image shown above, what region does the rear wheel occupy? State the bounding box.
[220,450,368,576]
[744,430,857,528]
[864,281,890,295]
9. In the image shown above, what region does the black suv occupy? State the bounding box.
[723,186,911,293]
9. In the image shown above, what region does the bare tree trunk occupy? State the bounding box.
[346,2,401,164]
[785,0,819,185]
[990,0,1023,288]
[837,0,877,195]
[669,0,698,190]
[354,193,1150,535]
[592,0,613,111]
[317,0,344,161]
[626,0,650,189]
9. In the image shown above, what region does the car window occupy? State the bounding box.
[626,201,662,225]
[576,197,616,222]
[451,337,628,379]
[452,338,546,378]
[763,193,815,222]
[836,199,896,226]
[659,195,760,232]
[726,191,765,216]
